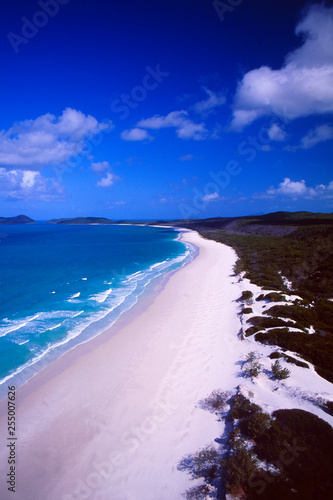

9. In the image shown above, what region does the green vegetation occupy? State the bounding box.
[271,360,291,379]
[242,352,263,378]
[0,215,35,224]
[249,315,299,330]
[255,328,333,382]
[269,351,309,368]
[269,351,282,359]
[222,438,259,495]
[241,290,254,301]
[176,212,333,384]
[48,216,116,224]
[229,393,261,420]
[199,389,230,413]
[179,391,333,499]
[241,307,253,314]
[257,292,286,302]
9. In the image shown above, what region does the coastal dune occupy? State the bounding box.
[0,231,243,500]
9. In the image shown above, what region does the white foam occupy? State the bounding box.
[0,314,40,338]
[68,292,81,302]
[90,289,113,303]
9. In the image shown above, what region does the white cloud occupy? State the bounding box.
[176,121,207,140]
[191,87,226,114]
[90,161,111,173]
[137,111,187,130]
[136,110,209,140]
[300,124,333,149]
[268,123,287,141]
[96,172,118,188]
[202,192,221,202]
[231,5,333,129]
[255,177,333,199]
[0,108,112,168]
[0,167,63,201]
[120,128,152,141]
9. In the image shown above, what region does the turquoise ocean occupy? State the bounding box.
[0,223,195,399]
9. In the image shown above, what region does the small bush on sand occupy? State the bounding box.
[242,307,253,314]
[269,351,282,359]
[178,445,219,481]
[271,360,291,379]
[200,390,230,413]
[222,438,259,495]
[241,290,254,305]
[243,352,263,378]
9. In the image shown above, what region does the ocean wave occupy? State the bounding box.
[0,314,40,338]
[0,230,195,396]
[90,288,113,303]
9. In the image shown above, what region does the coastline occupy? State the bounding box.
[0,230,242,500]
[0,223,192,400]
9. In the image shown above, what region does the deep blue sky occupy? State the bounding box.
[0,0,332,220]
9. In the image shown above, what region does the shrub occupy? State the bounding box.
[242,307,253,314]
[200,390,230,413]
[178,446,220,481]
[242,290,254,301]
[244,326,260,337]
[265,292,286,302]
[271,360,291,379]
[284,354,309,368]
[269,351,282,359]
[243,352,263,378]
[322,400,333,416]
[242,411,272,441]
[222,439,259,494]
[248,316,295,330]
[185,484,216,499]
[229,394,261,420]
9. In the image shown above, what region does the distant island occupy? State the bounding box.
[0,215,35,225]
[48,217,116,225]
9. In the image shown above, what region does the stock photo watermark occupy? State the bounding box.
[7,0,72,54]
[247,438,306,497]
[178,117,287,219]
[110,65,170,120]
[62,389,177,500]
[213,0,245,23]
[53,64,168,179]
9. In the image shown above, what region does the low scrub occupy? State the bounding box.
[242,352,263,378]
[271,360,291,379]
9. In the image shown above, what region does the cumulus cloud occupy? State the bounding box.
[300,124,333,149]
[0,108,112,168]
[268,123,287,141]
[255,177,333,199]
[231,4,333,129]
[191,87,226,115]
[120,128,153,141]
[0,168,63,201]
[136,110,209,140]
[202,192,221,202]
[90,161,111,173]
[96,172,119,188]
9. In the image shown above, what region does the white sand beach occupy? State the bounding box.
[0,231,241,500]
[0,230,332,500]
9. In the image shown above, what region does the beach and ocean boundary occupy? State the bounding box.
[0,229,244,500]
[0,224,194,401]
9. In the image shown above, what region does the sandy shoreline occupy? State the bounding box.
[1,229,333,500]
[0,230,243,500]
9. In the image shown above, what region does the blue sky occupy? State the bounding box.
[0,0,332,220]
